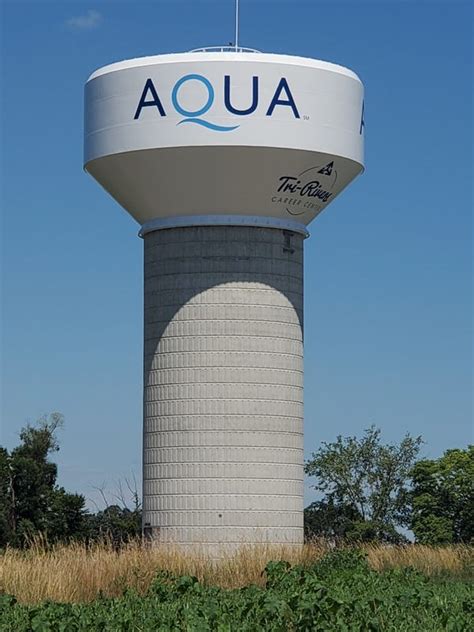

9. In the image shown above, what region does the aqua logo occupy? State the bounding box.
[134,74,300,132]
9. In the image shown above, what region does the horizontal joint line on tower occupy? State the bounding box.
[145,318,302,326]
[143,413,303,418]
[144,350,303,358]
[144,447,303,453]
[144,493,303,498]
[144,430,303,435]
[144,303,301,311]
[145,241,304,251]
[143,477,304,482]
[143,527,303,531]
[145,509,302,514]
[145,398,302,404]
[146,367,303,374]
[146,381,302,387]
[142,461,303,466]
[145,334,303,342]
[145,257,302,266]
[145,286,303,294]
[144,273,304,282]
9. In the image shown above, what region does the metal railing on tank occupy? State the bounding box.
[190,46,261,53]
[190,3,261,54]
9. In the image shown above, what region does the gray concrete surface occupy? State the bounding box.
[142,226,304,546]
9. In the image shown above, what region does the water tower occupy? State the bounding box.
[84,45,364,548]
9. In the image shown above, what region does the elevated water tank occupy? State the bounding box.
[84,50,364,549]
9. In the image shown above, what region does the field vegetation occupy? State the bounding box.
[0,538,472,604]
[0,544,472,631]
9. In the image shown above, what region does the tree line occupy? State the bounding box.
[305,426,473,544]
[0,415,472,548]
[0,414,141,548]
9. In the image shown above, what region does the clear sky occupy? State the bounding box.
[1,0,472,510]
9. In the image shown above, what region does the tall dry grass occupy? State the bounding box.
[0,538,472,605]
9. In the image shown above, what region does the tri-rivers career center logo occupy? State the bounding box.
[272,161,338,218]
[133,74,300,131]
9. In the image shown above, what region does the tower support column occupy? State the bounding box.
[142,222,305,548]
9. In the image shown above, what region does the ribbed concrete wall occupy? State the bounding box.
[142,225,304,547]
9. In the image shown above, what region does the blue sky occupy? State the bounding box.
[1,0,472,510]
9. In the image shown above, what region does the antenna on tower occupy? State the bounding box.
[235,0,239,51]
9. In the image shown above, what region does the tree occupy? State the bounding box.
[305,426,422,543]
[0,413,87,546]
[0,447,13,547]
[304,499,363,542]
[86,479,142,545]
[45,487,89,542]
[0,414,144,548]
[410,446,474,544]
[87,506,142,545]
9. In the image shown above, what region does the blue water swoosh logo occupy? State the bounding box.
[177,118,239,132]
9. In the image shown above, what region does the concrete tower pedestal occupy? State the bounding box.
[142,223,305,548]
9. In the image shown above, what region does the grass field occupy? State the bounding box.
[0,539,472,604]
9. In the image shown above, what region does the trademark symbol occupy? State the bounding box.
[303,115,310,120]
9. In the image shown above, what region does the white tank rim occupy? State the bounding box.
[138,215,310,238]
[87,51,362,84]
